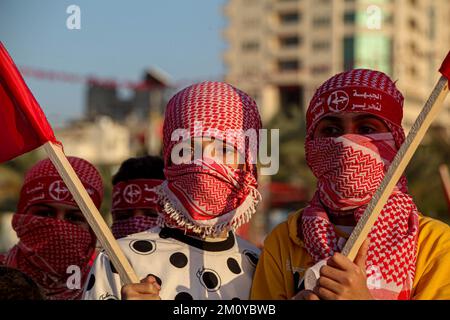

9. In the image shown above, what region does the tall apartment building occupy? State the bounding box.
[223,0,450,130]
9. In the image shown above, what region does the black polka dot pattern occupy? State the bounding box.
[129,240,156,255]
[169,252,188,268]
[227,258,242,274]
[147,273,162,286]
[203,271,219,289]
[174,292,193,300]
[243,250,259,267]
[109,260,118,274]
[198,269,221,292]
[86,274,95,291]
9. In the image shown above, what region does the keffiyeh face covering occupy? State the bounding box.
[111,179,163,238]
[4,157,103,300]
[156,81,262,237]
[301,69,419,300]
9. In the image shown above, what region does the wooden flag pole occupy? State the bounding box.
[438,164,450,214]
[43,141,139,285]
[340,74,449,261]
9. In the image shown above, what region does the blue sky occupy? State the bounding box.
[0,0,227,126]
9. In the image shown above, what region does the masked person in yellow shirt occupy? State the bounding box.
[251,69,450,300]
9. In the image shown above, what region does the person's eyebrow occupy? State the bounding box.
[353,114,384,122]
[31,204,54,210]
[67,208,83,214]
[317,115,342,124]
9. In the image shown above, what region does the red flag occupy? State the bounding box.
[0,42,58,163]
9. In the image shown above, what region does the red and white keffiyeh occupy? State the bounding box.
[2,157,103,300]
[306,133,406,211]
[16,157,103,214]
[301,69,419,300]
[156,81,262,237]
[111,179,163,238]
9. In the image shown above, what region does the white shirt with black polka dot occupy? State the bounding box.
[82,227,260,300]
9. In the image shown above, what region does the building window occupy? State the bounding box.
[278,59,300,71]
[428,6,435,39]
[243,65,258,76]
[312,40,330,51]
[279,35,301,47]
[279,12,300,24]
[344,11,356,24]
[409,65,417,77]
[311,65,330,75]
[242,17,259,28]
[242,41,260,51]
[313,16,331,27]
[343,36,354,70]
[408,17,418,30]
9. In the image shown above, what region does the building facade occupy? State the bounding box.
[223,0,450,130]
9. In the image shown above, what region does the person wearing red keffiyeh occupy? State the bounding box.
[0,157,103,300]
[251,69,450,300]
[83,81,263,300]
[110,156,165,239]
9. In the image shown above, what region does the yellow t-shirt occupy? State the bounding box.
[250,210,450,300]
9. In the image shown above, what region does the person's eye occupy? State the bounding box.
[358,125,377,135]
[33,210,54,218]
[223,146,235,155]
[143,209,158,217]
[321,125,341,137]
[179,145,193,157]
[115,211,132,221]
[66,212,86,223]
[176,143,194,163]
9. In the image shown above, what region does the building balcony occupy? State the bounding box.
[271,23,301,35]
[269,69,305,86]
[272,0,300,12]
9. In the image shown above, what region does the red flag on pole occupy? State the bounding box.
[0,41,59,162]
[0,41,139,285]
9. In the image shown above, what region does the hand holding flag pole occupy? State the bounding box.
[0,42,139,286]
[438,164,450,215]
[304,50,450,290]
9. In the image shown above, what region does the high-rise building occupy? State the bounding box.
[223,0,450,130]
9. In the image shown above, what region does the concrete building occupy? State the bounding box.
[85,68,174,156]
[86,68,172,122]
[223,0,450,130]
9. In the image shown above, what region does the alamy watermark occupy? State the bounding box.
[66,265,81,290]
[66,5,81,30]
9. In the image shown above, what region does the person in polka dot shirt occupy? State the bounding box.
[82,82,263,300]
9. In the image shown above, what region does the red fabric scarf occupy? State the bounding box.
[303,133,419,299]
[158,159,260,236]
[17,157,103,214]
[157,81,262,237]
[111,179,163,238]
[112,179,162,212]
[301,69,419,300]
[306,133,405,211]
[1,157,103,300]
[4,214,96,300]
[111,216,158,239]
